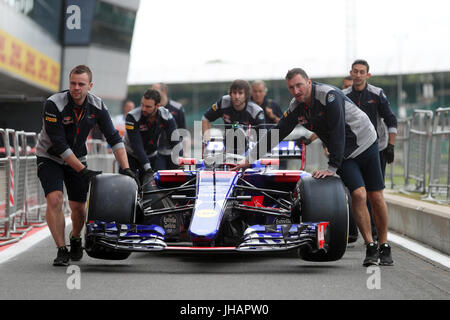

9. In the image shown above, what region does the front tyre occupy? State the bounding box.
[297,176,349,262]
[84,174,137,260]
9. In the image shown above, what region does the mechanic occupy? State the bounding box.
[152,82,186,168]
[250,80,283,124]
[36,65,137,267]
[344,59,397,178]
[232,68,393,267]
[123,88,180,179]
[202,79,265,141]
[344,60,398,244]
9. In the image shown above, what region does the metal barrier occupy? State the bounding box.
[424,108,450,203]
[0,129,32,245]
[0,129,48,246]
[404,110,434,193]
[0,128,15,244]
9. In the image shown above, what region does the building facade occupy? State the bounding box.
[0,0,140,132]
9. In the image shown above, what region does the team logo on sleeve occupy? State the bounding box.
[45,116,57,123]
[125,122,134,130]
[327,94,336,103]
[62,116,73,125]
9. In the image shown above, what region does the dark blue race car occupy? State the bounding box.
[84,125,351,262]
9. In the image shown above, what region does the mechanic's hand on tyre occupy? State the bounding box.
[121,168,140,188]
[298,136,312,145]
[312,169,334,179]
[385,143,395,164]
[79,168,102,184]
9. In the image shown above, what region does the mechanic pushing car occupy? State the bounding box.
[36,65,137,266]
[201,79,265,141]
[122,88,181,181]
[231,67,394,267]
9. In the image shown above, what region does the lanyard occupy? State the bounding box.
[74,106,85,134]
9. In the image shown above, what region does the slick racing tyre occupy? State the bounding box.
[87,173,137,224]
[297,176,349,262]
[85,174,137,260]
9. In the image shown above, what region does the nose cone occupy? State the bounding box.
[189,171,238,241]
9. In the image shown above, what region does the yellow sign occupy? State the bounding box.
[0,29,60,92]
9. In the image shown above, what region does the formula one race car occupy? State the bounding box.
[84,124,350,262]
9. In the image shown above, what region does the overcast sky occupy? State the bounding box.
[127,0,450,84]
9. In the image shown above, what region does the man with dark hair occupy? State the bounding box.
[36,64,136,266]
[202,79,265,138]
[344,59,398,245]
[152,82,186,169]
[123,89,180,179]
[232,67,393,267]
[344,59,397,178]
[251,80,283,124]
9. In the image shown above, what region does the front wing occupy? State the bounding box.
[85,221,329,254]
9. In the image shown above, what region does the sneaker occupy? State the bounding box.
[69,232,83,261]
[363,242,379,267]
[379,243,394,266]
[53,246,70,266]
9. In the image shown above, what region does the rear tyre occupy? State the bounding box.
[297,176,349,262]
[85,174,137,260]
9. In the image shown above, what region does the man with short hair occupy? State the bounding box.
[152,83,186,168]
[36,65,136,266]
[202,79,265,138]
[344,59,397,178]
[123,89,180,178]
[232,68,393,267]
[251,80,283,124]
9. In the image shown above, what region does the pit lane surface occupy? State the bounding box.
[1,230,449,300]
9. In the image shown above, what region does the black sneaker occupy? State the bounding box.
[69,233,83,261]
[363,242,379,267]
[379,243,394,266]
[53,246,70,266]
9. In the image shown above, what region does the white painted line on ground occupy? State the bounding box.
[0,217,72,265]
[388,231,450,269]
